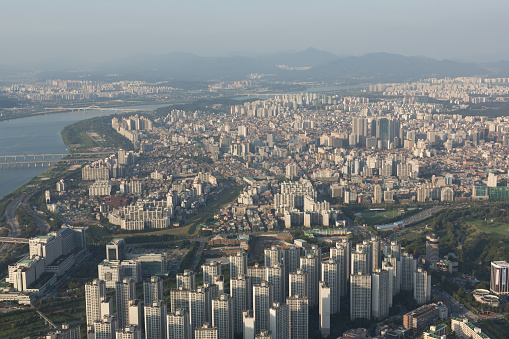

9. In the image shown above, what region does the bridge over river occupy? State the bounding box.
[0,151,114,168]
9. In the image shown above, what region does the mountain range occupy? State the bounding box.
[9,48,509,83]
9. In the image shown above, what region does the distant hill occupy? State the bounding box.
[7,49,507,83]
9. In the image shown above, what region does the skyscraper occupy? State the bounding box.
[287,295,309,339]
[289,268,308,298]
[177,270,196,290]
[269,302,289,339]
[350,273,372,320]
[212,294,233,339]
[86,279,107,326]
[116,278,136,329]
[370,237,381,272]
[300,254,318,306]
[93,315,119,339]
[202,261,222,285]
[170,287,190,313]
[321,258,340,313]
[401,252,417,292]
[414,268,431,305]
[371,269,390,320]
[144,300,167,339]
[230,251,248,279]
[264,246,283,268]
[253,281,273,334]
[167,308,191,339]
[143,276,163,306]
[330,240,350,296]
[319,282,331,338]
[491,261,509,295]
[266,264,284,304]
[189,287,210,336]
[248,263,266,286]
[230,275,251,334]
[243,310,255,339]
[194,323,218,339]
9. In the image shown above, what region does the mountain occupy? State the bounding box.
[306,52,489,82]
[259,47,340,67]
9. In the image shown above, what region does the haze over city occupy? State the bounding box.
[2,0,509,67]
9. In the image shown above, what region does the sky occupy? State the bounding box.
[1,0,509,66]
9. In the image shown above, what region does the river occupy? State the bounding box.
[0,104,168,200]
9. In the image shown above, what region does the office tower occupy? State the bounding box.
[350,273,372,321]
[330,240,350,296]
[189,287,209,336]
[170,287,190,313]
[144,300,167,339]
[287,295,309,339]
[401,253,417,291]
[253,281,273,334]
[167,308,191,339]
[319,282,331,338]
[243,310,255,339]
[116,325,142,339]
[351,248,369,276]
[426,234,440,263]
[371,269,390,320]
[86,279,107,326]
[300,254,318,306]
[289,268,308,298]
[116,278,136,329]
[106,238,125,261]
[414,268,432,305]
[143,276,163,306]
[264,246,283,267]
[266,264,284,304]
[230,251,248,278]
[373,184,383,204]
[212,294,233,339]
[202,261,221,285]
[231,275,250,334]
[371,237,381,272]
[322,258,340,313]
[194,323,218,339]
[128,299,142,329]
[269,302,289,339]
[177,270,196,290]
[94,315,118,339]
[384,255,401,295]
[248,263,266,286]
[491,261,509,294]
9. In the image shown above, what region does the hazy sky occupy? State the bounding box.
[2,0,509,65]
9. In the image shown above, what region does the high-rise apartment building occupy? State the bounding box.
[321,258,340,313]
[177,270,196,290]
[86,279,107,326]
[144,300,167,339]
[300,254,318,306]
[202,261,221,285]
[426,234,440,263]
[143,276,163,306]
[371,269,390,320]
[287,295,309,339]
[266,264,284,304]
[330,240,350,296]
[167,308,191,339]
[116,278,136,329]
[230,251,248,279]
[491,261,509,294]
[289,268,308,298]
[194,323,218,339]
[253,281,273,334]
[414,268,431,305]
[212,294,233,339]
[230,275,250,334]
[350,273,372,320]
[269,302,289,339]
[319,282,331,338]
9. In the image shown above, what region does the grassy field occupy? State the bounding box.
[465,219,509,239]
[361,209,401,225]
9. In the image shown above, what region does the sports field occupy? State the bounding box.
[465,219,509,239]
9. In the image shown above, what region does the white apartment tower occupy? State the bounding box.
[167,308,191,339]
[266,264,284,304]
[350,273,372,321]
[202,261,221,285]
[289,268,308,298]
[287,295,309,339]
[212,294,233,339]
[253,280,273,334]
[144,300,167,339]
[177,270,196,290]
[414,268,432,305]
[330,240,351,296]
[269,302,289,339]
[116,278,136,329]
[86,279,107,326]
[371,269,390,320]
[230,251,248,278]
[319,282,331,338]
[230,275,251,334]
[321,258,340,314]
[143,276,163,306]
